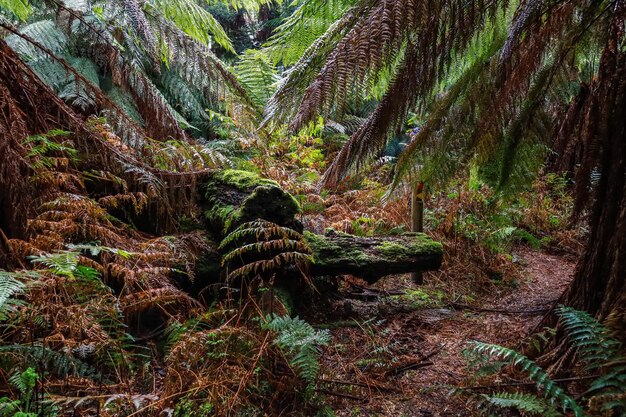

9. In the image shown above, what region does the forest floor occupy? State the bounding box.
[315,246,576,417]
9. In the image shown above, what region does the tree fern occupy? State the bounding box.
[264,0,357,66]
[149,0,234,53]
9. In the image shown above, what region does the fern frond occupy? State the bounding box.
[556,305,621,370]
[0,270,28,319]
[264,314,330,387]
[219,220,305,250]
[5,19,67,61]
[226,251,312,282]
[468,341,585,416]
[221,239,311,266]
[0,344,97,378]
[264,0,357,66]
[479,391,562,416]
[235,49,279,108]
[0,0,32,21]
[149,0,234,53]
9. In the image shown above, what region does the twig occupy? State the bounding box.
[315,389,366,401]
[451,302,551,315]
[318,378,400,392]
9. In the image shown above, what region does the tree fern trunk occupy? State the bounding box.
[563,31,626,333]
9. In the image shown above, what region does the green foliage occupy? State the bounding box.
[150,0,234,52]
[467,341,584,416]
[0,271,29,320]
[220,220,313,285]
[459,306,626,416]
[0,0,32,21]
[264,315,330,389]
[0,345,97,379]
[23,130,78,171]
[235,49,279,107]
[264,0,356,66]
[0,368,38,417]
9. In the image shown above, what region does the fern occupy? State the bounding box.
[468,341,585,416]
[235,49,279,108]
[462,306,626,416]
[220,220,313,285]
[0,344,97,378]
[556,305,621,369]
[149,0,234,53]
[476,391,562,416]
[0,0,32,21]
[264,314,330,389]
[0,271,28,320]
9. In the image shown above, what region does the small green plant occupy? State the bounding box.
[457,306,626,416]
[264,315,331,392]
[0,367,39,417]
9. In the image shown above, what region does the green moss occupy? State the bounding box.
[213,169,278,190]
[304,231,377,268]
[204,170,301,234]
[388,288,446,309]
[204,204,236,232]
[227,185,300,232]
[377,241,413,259]
[376,234,443,258]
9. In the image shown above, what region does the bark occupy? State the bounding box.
[562,31,626,332]
[305,230,443,283]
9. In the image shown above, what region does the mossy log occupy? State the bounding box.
[199,170,443,285]
[201,169,302,236]
[305,230,443,283]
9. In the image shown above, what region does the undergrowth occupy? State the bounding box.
[457,305,626,416]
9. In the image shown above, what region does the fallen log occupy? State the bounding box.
[199,170,443,285]
[305,230,443,282]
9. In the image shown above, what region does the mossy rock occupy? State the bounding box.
[202,170,302,236]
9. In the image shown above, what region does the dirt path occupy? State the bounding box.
[319,248,576,416]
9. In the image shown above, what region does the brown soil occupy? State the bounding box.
[318,247,576,417]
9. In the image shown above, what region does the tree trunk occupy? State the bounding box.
[562,31,626,332]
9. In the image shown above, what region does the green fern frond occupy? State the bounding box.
[235,49,279,108]
[226,251,312,282]
[468,341,585,417]
[264,0,356,66]
[0,270,29,319]
[5,19,67,61]
[264,315,330,387]
[222,239,311,266]
[556,305,621,369]
[149,0,234,53]
[0,0,32,21]
[218,220,305,250]
[0,344,97,378]
[479,391,562,416]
